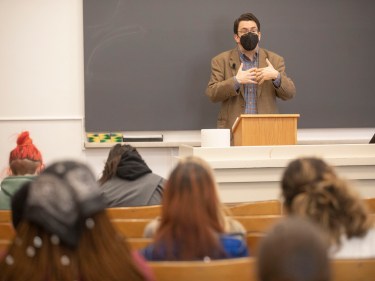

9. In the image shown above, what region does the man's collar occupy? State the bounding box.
[238,47,259,62]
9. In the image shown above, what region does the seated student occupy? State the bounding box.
[0,161,154,281]
[99,144,165,207]
[281,157,375,259]
[0,131,43,209]
[141,156,249,261]
[257,217,331,281]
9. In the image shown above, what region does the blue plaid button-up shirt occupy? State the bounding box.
[234,50,281,114]
[240,52,259,114]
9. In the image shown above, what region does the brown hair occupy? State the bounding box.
[281,157,373,246]
[0,211,146,281]
[281,157,335,212]
[233,13,261,34]
[9,159,41,176]
[154,156,226,260]
[98,144,137,185]
[258,217,331,281]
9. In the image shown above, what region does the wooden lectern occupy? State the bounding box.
[232,114,300,146]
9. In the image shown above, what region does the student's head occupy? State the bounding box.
[281,157,336,212]
[162,156,223,222]
[257,217,331,281]
[8,131,43,175]
[99,143,146,185]
[155,156,225,260]
[2,160,145,281]
[281,157,373,246]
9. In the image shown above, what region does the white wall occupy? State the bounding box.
[0,1,83,117]
[0,0,86,177]
[1,1,374,194]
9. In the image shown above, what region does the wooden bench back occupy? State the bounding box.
[364,198,375,214]
[148,257,256,281]
[228,200,282,216]
[246,232,265,256]
[106,205,161,219]
[127,237,152,250]
[148,257,375,281]
[0,210,11,223]
[232,215,282,233]
[105,197,373,220]
[332,258,375,281]
[111,218,152,238]
[0,223,15,240]
[0,239,11,253]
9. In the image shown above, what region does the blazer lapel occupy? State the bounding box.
[257,48,267,98]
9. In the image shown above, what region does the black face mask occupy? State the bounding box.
[240,32,259,51]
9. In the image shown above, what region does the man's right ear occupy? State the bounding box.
[234,33,242,43]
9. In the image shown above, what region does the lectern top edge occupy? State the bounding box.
[240,114,300,118]
[232,114,300,132]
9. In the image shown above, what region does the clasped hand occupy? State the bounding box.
[235,58,279,85]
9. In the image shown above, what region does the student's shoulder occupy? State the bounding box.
[220,234,249,257]
[140,242,168,261]
[2,175,36,183]
[220,233,245,245]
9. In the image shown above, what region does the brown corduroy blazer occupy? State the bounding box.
[206,47,296,129]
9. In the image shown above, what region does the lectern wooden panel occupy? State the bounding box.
[232,114,300,146]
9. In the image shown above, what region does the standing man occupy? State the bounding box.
[206,13,296,129]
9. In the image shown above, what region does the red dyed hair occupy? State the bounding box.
[9,131,43,164]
